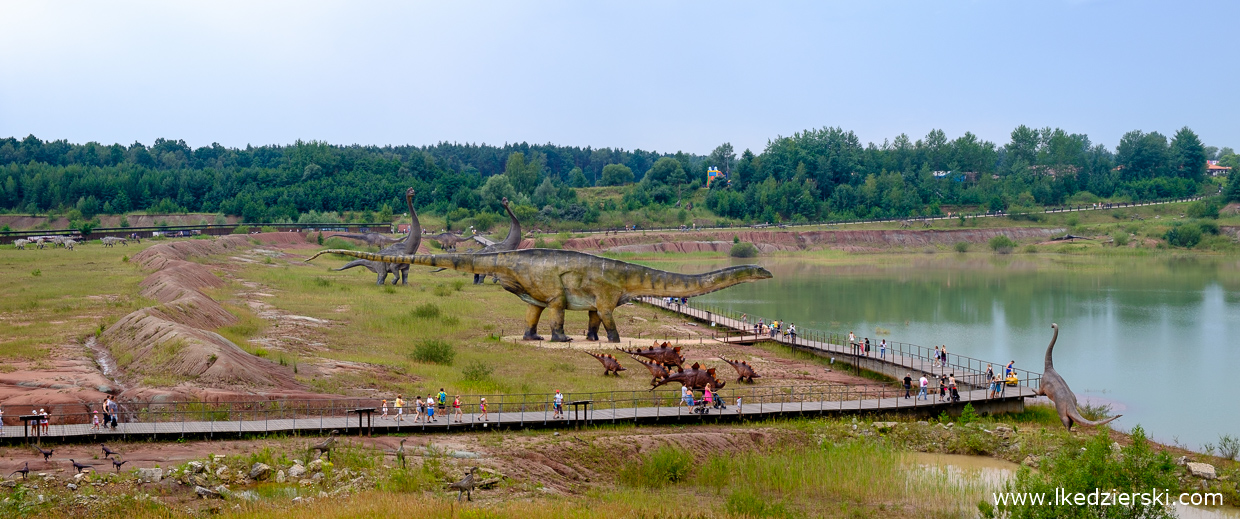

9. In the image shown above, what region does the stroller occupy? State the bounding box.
[950,386,961,403]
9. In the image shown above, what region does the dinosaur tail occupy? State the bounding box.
[308,250,490,274]
[1045,323,1059,372]
[1068,409,1122,428]
[334,259,373,271]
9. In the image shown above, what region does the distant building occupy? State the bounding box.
[1207,160,1232,177]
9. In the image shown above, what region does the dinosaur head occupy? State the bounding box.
[406,187,415,201]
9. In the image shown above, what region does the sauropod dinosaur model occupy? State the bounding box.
[427,232,467,252]
[333,189,421,285]
[101,236,126,247]
[308,248,771,343]
[617,342,684,368]
[720,357,761,383]
[64,239,76,250]
[585,351,626,376]
[470,198,522,284]
[629,356,671,385]
[1037,323,1121,431]
[331,232,400,248]
[447,467,478,502]
[14,239,29,249]
[651,362,726,391]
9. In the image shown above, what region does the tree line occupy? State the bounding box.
[0,126,1235,229]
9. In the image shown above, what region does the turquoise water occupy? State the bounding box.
[686,255,1240,450]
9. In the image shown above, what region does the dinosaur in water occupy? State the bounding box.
[651,362,726,391]
[1038,323,1122,431]
[308,248,771,343]
[618,342,685,368]
[629,356,671,385]
[333,189,421,285]
[331,232,400,248]
[720,357,761,383]
[585,351,626,376]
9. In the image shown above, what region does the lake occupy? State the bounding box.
[684,254,1240,450]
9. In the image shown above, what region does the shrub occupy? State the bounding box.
[1164,223,1203,248]
[1111,231,1129,247]
[618,445,694,488]
[1022,244,1038,254]
[988,234,1016,254]
[410,339,455,365]
[433,284,454,297]
[729,242,759,258]
[958,403,979,424]
[412,303,440,318]
[461,360,494,382]
[733,235,740,244]
[953,241,969,253]
[1186,200,1220,219]
[232,225,251,234]
[1197,220,1219,235]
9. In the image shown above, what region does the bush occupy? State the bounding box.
[1186,200,1220,219]
[461,360,494,382]
[432,284,454,297]
[1197,220,1219,235]
[1111,231,1130,247]
[1164,223,1203,248]
[988,234,1016,254]
[953,241,969,253]
[729,242,759,258]
[618,445,694,488]
[409,339,455,365]
[957,403,979,424]
[232,225,251,234]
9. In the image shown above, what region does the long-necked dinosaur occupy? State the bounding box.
[629,356,671,385]
[618,342,685,368]
[720,356,761,383]
[427,232,468,251]
[472,198,522,284]
[334,189,421,285]
[331,232,401,248]
[651,362,726,391]
[1038,323,1121,431]
[308,248,771,342]
[585,351,626,376]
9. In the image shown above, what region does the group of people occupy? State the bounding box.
[749,318,796,341]
[679,383,741,415]
[380,389,469,424]
[94,396,120,430]
[847,332,886,358]
[902,372,959,402]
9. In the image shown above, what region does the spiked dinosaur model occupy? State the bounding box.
[585,351,626,376]
[308,248,772,343]
[720,357,761,383]
[619,342,685,368]
[651,362,726,391]
[334,189,421,285]
[630,357,671,385]
[1038,324,1121,431]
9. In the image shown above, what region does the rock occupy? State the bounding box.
[1022,456,1040,468]
[137,468,163,484]
[188,461,204,474]
[994,424,1014,433]
[66,483,78,491]
[1176,456,1189,466]
[299,479,313,487]
[450,451,481,459]
[293,459,304,466]
[311,472,323,482]
[1,481,16,488]
[212,455,225,462]
[308,459,323,473]
[276,470,286,483]
[872,421,897,432]
[187,474,209,488]
[917,421,929,426]
[1111,442,1122,455]
[288,464,307,479]
[1187,462,1216,480]
[215,466,227,477]
[234,490,259,502]
[248,463,272,481]
[73,473,85,482]
[318,491,328,499]
[194,485,220,499]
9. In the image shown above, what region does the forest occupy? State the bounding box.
[0,125,1236,230]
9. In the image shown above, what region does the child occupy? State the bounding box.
[453,395,463,423]
[381,399,389,419]
[736,396,743,416]
[702,384,713,413]
[479,398,488,421]
[91,410,101,431]
[426,395,436,422]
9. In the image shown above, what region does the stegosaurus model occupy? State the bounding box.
[1038,323,1122,431]
[720,356,761,383]
[629,356,671,385]
[308,248,771,342]
[585,351,626,376]
[652,362,726,391]
[617,342,685,368]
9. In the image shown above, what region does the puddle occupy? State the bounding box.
[908,453,1240,519]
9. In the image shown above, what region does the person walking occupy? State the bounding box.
[864,338,871,357]
[903,373,913,399]
[479,397,489,421]
[437,388,448,417]
[40,408,49,434]
[91,410,101,431]
[932,346,941,367]
[849,332,857,356]
[426,395,437,422]
[553,390,564,419]
[789,323,797,342]
[100,397,111,429]
[394,394,405,422]
[453,395,463,423]
[949,373,958,403]
[106,398,118,429]
[381,399,389,420]
[880,339,887,359]
[702,384,714,413]
[736,396,743,416]
[918,374,929,400]
[941,346,948,368]
[938,374,948,402]
[681,385,695,407]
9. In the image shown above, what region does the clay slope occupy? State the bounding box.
[102,234,303,394]
[532,227,1067,253]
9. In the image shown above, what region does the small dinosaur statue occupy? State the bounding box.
[652,362,726,391]
[334,189,421,285]
[308,248,771,343]
[310,430,339,460]
[617,342,684,368]
[101,443,120,459]
[10,462,29,479]
[585,351,626,376]
[628,356,671,385]
[446,467,478,502]
[1037,323,1121,431]
[720,356,761,383]
[112,458,128,473]
[34,446,53,461]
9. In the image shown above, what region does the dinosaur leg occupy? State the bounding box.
[548,299,572,342]
[474,274,483,285]
[523,305,545,341]
[399,267,409,285]
[598,307,621,343]
[586,311,601,341]
[376,271,386,285]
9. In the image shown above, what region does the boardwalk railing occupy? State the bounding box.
[0,379,1034,441]
[638,297,1041,394]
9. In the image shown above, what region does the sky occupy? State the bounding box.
[1,1,1236,155]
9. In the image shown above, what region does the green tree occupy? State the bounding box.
[480,174,517,209]
[644,157,686,186]
[505,152,542,194]
[1225,170,1240,203]
[532,177,558,207]
[567,167,589,188]
[599,164,635,186]
[707,142,736,176]
[1115,130,1170,181]
[1170,127,1207,181]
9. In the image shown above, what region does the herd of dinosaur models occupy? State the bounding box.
[585,342,761,391]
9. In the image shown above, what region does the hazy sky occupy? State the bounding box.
[1,1,1235,155]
